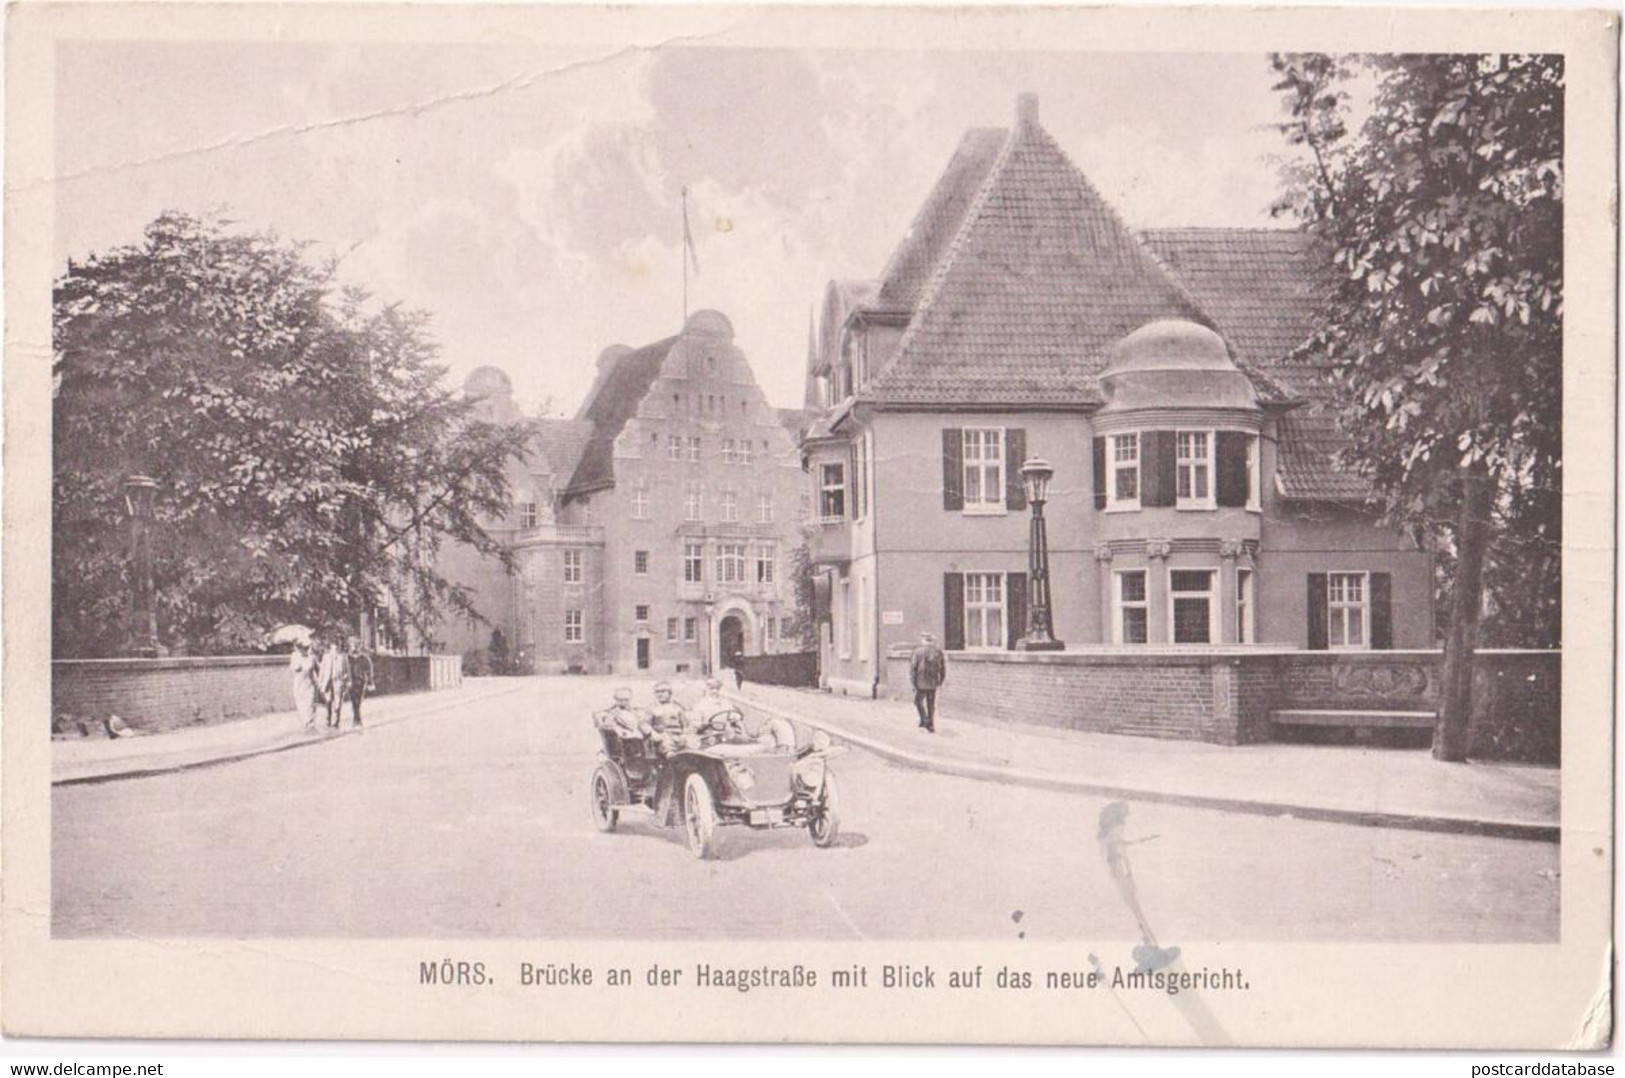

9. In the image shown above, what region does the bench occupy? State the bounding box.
[1271,709,1436,730]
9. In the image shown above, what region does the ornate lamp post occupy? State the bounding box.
[123,474,161,658]
[703,593,717,674]
[1017,457,1065,651]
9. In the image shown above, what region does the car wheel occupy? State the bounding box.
[683,772,719,860]
[809,772,841,848]
[590,767,618,833]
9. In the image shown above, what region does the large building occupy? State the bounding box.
[803,94,1434,697]
[443,310,809,675]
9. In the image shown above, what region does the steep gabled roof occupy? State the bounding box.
[776,407,815,442]
[530,418,595,483]
[868,119,1214,407]
[563,336,678,495]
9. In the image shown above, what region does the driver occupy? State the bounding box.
[691,676,743,743]
[594,687,645,740]
[644,680,690,754]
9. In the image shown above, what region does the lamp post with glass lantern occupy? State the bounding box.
[1017,457,1064,651]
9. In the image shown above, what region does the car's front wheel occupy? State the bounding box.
[683,772,719,860]
[809,772,841,848]
[590,767,618,833]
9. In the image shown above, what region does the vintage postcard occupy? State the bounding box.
[3,1,1615,1048]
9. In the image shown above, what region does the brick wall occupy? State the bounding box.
[54,654,463,735]
[884,647,1559,762]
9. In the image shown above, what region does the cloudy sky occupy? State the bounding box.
[55,42,1298,414]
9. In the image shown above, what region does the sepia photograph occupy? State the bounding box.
[3,1,1615,1050]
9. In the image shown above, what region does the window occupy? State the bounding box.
[564,609,583,643]
[666,617,679,642]
[517,501,538,529]
[1169,569,1216,644]
[683,543,704,584]
[963,573,1006,650]
[819,462,846,521]
[685,483,703,522]
[684,617,697,642]
[722,438,738,465]
[962,429,1006,511]
[667,435,683,461]
[739,440,754,466]
[632,487,649,520]
[1328,572,1369,649]
[634,550,649,575]
[766,618,777,645]
[1237,568,1255,644]
[755,545,776,585]
[634,604,650,623]
[721,489,738,523]
[716,543,746,584]
[1176,431,1213,508]
[563,549,583,584]
[757,492,774,523]
[688,436,702,462]
[1110,434,1140,509]
[1114,570,1149,644]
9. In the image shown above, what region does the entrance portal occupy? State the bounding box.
[636,637,650,670]
[719,614,745,670]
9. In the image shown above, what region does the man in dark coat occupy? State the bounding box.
[909,631,947,733]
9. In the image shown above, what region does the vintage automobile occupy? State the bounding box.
[589,707,844,860]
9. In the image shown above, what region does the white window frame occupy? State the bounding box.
[634,604,650,623]
[721,489,738,523]
[1113,569,1149,645]
[1327,571,1371,650]
[687,436,702,463]
[682,543,704,584]
[740,440,754,466]
[1246,435,1262,512]
[564,609,584,643]
[683,617,697,642]
[1237,567,1255,644]
[819,461,846,522]
[755,545,776,585]
[963,572,1007,652]
[667,436,683,461]
[666,617,679,642]
[961,428,1007,514]
[1175,430,1215,510]
[562,549,583,584]
[757,492,774,524]
[1167,568,1217,645]
[715,543,746,585]
[684,483,702,523]
[632,487,650,520]
[1107,433,1141,512]
[634,550,649,576]
[517,501,539,529]
[722,438,738,465]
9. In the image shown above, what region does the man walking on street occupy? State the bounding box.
[910,631,947,733]
[346,636,374,729]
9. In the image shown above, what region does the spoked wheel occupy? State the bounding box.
[809,772,841,848]
[589,767,618,833]
[682,773,719,860]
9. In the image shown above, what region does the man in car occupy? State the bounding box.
[594,687,645,740]
[644,680,690,754]
[691,676,742,744]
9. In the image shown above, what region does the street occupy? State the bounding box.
[53,676,1558,941]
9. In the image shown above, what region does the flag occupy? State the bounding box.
[682,186,700,276]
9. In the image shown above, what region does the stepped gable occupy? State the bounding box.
[868,101,1216,407]
[562,336,678,496]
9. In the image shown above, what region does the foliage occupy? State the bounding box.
[787,531,820,651]
[54,211,531,657]
[1269,53,1563,648]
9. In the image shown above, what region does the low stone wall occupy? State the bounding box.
[883,647,1559,763]
[53,653,464,735]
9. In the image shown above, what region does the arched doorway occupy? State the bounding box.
[718,614,745,670]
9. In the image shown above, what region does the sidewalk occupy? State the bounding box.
[729,683,1559,842]
[53,680,528,785]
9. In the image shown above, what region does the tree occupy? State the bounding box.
[53,211,530,657]
[1269,54,1563,760]
[788,532,821,651]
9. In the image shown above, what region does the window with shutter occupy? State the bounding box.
[1005,429,1027,511]
[1141,431,1178,508]
[1307,573,1329,650]
[1092,436,1108,510]
[1215,431,1251,508]
[943,572,965,650]
[1006,572,1029,649]
[1370,573,1393,649]
[942,429,964,510]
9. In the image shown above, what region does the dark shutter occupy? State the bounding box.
[1006,572,1029,650]
[1307,573,1329,650]
[1370,573,1393,649]
[1092,436,1108,510]
[1215,431,1250,508]
[1005,429,1027,511]
[942,429,963,511]
[849,441,862,519]
[943,573,966,651]
[1142,431,1177,508]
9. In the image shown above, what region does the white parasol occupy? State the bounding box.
[270,624,313,647]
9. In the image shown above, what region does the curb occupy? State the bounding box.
[53,682,529,787]
[731,690,1559,845]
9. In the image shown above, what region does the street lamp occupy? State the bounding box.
[703,594,717,675]
[123,474,161,658]
[1017,457,1064,652]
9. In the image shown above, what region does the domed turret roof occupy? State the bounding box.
[463,365,514,399]
[1098,319,1257,413]
[684,309,735,339]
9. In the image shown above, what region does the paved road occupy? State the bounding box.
[53,676,1558,941]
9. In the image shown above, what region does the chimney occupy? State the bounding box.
[1016,92,1039,131]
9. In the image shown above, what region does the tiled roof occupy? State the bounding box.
[563,336,678,495]
[530,418,595,483]
[874,128,1006,313]
[869,122,1215,406]
[776,407,815,441]
[1275,409,1373,501]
